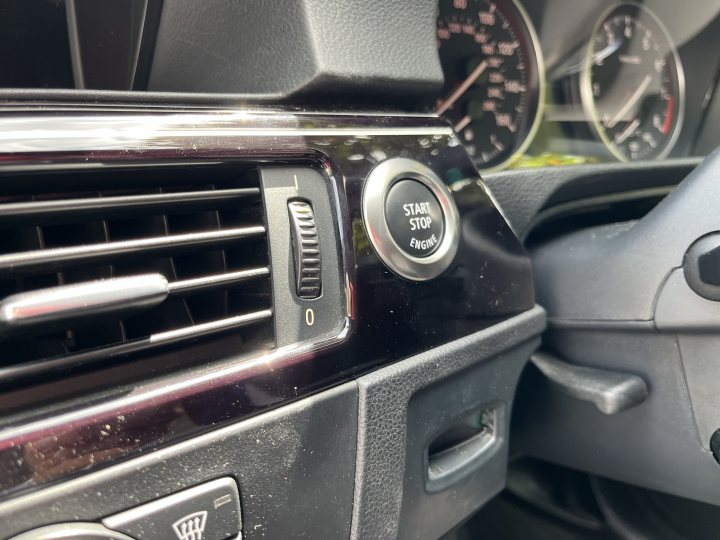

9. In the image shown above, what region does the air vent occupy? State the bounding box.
[0,168,273,384]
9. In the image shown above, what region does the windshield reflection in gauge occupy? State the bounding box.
[436,0,544,172]
[581,2,684,161]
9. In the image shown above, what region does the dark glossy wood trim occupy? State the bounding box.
[0,105,534,499]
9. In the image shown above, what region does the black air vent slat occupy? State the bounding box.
[0,188,261,225]
[0,225,266,275]
[0,268,271,337]
[168,267,270,294]
[0,168,274,385]
[0,308,273,383]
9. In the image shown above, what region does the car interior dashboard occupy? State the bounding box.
[1,1,720,539]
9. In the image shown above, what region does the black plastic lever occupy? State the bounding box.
[531,352,649,415]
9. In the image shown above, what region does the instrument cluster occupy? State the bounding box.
[435,0,711,172]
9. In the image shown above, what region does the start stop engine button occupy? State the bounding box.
[362,158,459,281]
[385,179,445,257]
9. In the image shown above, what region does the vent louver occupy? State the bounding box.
[0,168,274,384]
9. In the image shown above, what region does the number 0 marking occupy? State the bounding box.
[305,308,315,326]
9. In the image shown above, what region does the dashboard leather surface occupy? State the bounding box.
[483,159,699,240]
[148,0,443,101]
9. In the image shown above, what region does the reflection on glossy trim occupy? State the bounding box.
[0,106,533,501]
[0,111,452,154]
[0,319,351,447]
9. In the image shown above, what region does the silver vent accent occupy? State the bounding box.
[0,169,273,383]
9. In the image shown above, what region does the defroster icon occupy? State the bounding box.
[172,511,208,540]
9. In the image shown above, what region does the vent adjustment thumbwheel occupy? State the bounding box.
[288,200,322,299]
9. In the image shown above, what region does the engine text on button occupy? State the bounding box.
[410,234,439,251]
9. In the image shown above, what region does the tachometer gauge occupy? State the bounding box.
[582,2,684,161]
[436,0,544,172]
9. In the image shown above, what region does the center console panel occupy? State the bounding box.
[0,105,543,539]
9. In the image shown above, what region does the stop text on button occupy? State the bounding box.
[403,201,435,231]
[385,179,445,258]
[410,216,433,230]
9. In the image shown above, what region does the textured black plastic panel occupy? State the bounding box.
[516,149,720,507]
[530,151,720,322]
[515,326,720,507]
[352,306,545,539]
[0,383,358,540]
[483,159,699,241]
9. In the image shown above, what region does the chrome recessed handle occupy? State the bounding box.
[0,267,271,336]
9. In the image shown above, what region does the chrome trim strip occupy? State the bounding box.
[0,188,260,225]
[0,112,453,153]
[9,522,135,540]
[0,225,266,274]
[0,274,168,333]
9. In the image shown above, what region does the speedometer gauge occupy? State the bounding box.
[436,0,544,172]
[582,2,684,161]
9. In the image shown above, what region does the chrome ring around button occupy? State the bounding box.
[9,523,136,540]
[362,158,460,281]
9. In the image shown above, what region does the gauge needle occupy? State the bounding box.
[592,39,623,65]
[614,118,640,144]
[606,74,652,129]
[436,60,489,116]
[454,114,472,132]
